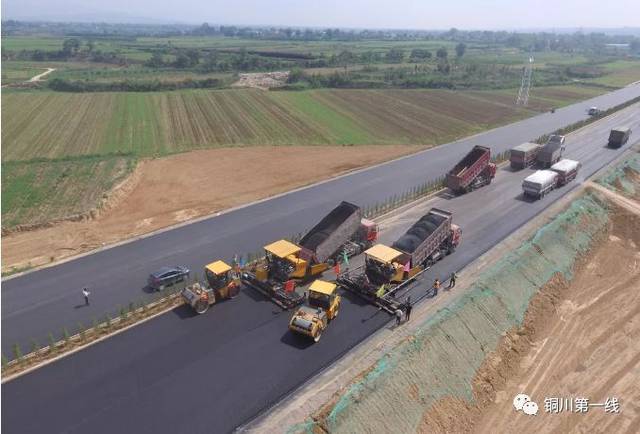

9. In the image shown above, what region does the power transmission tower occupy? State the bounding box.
[516,56,534,106]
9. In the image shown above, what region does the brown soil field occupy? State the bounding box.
[1,144,423,273]
[316,89,532,143]
[419,203,640,434]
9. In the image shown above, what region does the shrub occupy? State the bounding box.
[13,343,22,361]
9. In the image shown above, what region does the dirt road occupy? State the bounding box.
[27,68,56,82]
[1,145,422,272]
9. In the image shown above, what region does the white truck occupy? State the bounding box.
[550,159,581,186]
[522,170,559,199]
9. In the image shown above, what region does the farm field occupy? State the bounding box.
[1,155,135,229]
[1,85,597,162]
[468,84,606,112]
[585,59,640,87]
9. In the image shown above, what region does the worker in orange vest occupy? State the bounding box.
[433,278,441,296]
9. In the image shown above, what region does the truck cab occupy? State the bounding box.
[288,280,341,342]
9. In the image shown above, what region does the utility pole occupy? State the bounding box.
[516,56,534,106]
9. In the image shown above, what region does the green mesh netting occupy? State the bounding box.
[596,153,640,198]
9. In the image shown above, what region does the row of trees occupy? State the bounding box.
[1,37,128,65]
[48,77,221,92]
[141,44,467,73]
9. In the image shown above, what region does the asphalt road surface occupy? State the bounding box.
[3,85,640,358]
[3,101,639,433]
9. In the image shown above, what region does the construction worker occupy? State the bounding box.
[395,308,403,326]
[405,298,412,322]
[433,278,441,296]
[82,287,90,306]
[448,272,457,289]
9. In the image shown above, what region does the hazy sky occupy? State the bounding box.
[3,0,640,29]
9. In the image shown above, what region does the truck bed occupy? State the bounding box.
[446,146,491,192]
[392,208,452,266]
[299,201,361,263]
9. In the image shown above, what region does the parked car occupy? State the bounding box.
[148,266,190,291]
[588,106,600,116]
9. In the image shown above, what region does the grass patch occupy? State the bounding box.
[1,155,136,229]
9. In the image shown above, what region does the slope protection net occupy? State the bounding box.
[596,153,640,199]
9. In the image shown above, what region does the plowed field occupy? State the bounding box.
[2,86,599,162]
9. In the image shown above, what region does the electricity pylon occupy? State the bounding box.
[516,56,534,106]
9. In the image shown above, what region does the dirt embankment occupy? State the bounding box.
[420,205,640,434]
[1,145,423,273]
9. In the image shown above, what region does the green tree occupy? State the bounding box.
[336,50,355,71]
[385,47,404,63]
[409,49,432,62]
[287,67,305,83]
[146,51,164,68]
[455,42,467,58]
[436,47,448,60]
[62,38,81,56]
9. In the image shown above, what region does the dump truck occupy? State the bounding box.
[242,201,378,309]
[446,145,496,195]
[608,127,632,148]
[299,201,378,265]
[510,142,544,170]
[547,134,566,146]
[537,141,565,168]
[550,159,581,186]
[338,208,461,312]
[181,260,241,314]
[288,280,341,342]
[522,170,558,199]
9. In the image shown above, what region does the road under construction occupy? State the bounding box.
[2,90,640,434]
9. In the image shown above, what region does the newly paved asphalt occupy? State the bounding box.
[3,85,640,359]
[3,96,639,433]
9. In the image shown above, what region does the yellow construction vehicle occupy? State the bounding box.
[181,260,241,314]
[338,208,461,312]
[288,280,341,342]
[266,239,330,280]
[242,202,378,310]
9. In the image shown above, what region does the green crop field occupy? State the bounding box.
[1,155,135,228]
[3,85,598,162]
[585,59,640,87]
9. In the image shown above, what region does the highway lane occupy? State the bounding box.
[3,85,640,357]
[3,104,639,434]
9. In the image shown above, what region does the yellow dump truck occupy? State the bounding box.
[181,260,241,314]
[288,280,341,342]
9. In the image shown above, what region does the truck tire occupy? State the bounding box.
[194,299,209,314]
